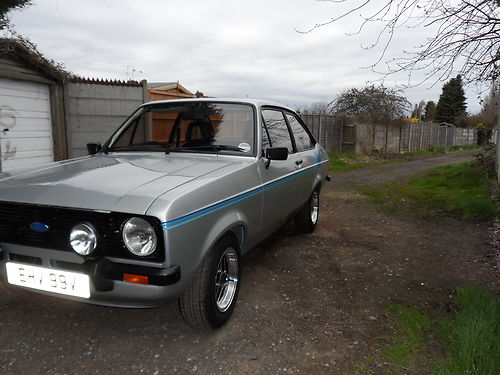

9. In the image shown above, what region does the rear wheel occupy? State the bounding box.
[179,235,240,329]
[295,188,320,233]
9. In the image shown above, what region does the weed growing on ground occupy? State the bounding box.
[354,286,499,375]
[382,305,430,370]
[431,286,500,375]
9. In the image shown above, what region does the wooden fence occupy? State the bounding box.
[301,114,345,152]
[301,114,485,153]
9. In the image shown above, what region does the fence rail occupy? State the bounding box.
[301,114,491,154]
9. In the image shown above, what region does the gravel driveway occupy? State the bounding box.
[0,150,496,375]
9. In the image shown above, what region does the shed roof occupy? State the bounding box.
[147,81,193,96]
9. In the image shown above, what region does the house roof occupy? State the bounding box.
[0,37,69,82]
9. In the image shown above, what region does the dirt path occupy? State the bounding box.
[0,151,496,375]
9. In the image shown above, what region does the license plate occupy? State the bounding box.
[6,262,90,299]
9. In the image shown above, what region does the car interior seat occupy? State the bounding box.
[184,121,214,147]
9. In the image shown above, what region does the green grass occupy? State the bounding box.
[382,305,430,371]
[328,151,367,172]
[356,161,497,220]
[357,286,499,375]
[369,145,481,163]
[432,286,500,375]
[328,145,481,173]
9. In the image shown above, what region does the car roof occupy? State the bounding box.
[140,98,294,112]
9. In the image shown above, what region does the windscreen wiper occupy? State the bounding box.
[177,144,245,152]
[103,141,170,154]
[145,141,171,154]
[105,142,171,154]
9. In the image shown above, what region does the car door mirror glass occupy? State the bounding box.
[86,143,101,155]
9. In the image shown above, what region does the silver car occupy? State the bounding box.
[0,98,329,329]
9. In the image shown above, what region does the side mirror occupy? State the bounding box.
[87,143,101,155]
[266,147,288,161]
[264,147,288,169]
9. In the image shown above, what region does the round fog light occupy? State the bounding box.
[70,223,97,255]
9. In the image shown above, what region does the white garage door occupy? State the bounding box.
[0,77,54,172]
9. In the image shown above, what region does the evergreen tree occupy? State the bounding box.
[423,101,436,121]
[435,75,467,125]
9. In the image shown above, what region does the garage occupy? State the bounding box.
[0,77,53,172]
[0,38,67,173]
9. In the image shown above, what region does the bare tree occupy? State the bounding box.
[298,101,333,114]
[301,1,499,85]
[480,82,500,127]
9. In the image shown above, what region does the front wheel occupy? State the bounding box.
[179,235,240,329]
[295,188,320,233]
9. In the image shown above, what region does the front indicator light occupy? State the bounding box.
[70,223,97,255]
[123,273,149,285]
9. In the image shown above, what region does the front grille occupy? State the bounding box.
[0,201,164,262]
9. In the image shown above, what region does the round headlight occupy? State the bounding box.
[70,223,97,255]
[122,217,157,256]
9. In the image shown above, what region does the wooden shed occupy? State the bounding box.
[147,82,196,101]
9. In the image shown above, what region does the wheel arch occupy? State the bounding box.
[227,224,245,252]
[199,212,248,262]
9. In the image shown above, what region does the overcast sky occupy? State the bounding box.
[7,0,486,113]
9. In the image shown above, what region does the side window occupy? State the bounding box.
[286,113,315,151]
[262,109,294,153]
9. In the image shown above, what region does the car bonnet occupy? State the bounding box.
[0,153,238,214]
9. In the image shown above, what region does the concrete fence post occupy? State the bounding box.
[399,126,402,153]
[419,123,424,150]
[408,124,412,151]
[318,115,323,146]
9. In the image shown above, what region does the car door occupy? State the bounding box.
[258,108,304,232]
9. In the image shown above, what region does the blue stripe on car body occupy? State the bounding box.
[162,159,328,231]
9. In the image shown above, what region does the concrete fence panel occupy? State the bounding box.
[64,82,145,158]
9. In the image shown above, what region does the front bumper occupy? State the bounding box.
[0,243,182,308]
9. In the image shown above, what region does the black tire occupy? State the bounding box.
[295,188,320,233]
[179,235,240,329]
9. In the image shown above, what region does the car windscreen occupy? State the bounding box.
[107,102,256,156]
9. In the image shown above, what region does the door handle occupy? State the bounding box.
[295,160,303,166]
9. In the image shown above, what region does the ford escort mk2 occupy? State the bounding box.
[0,98,329,328]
